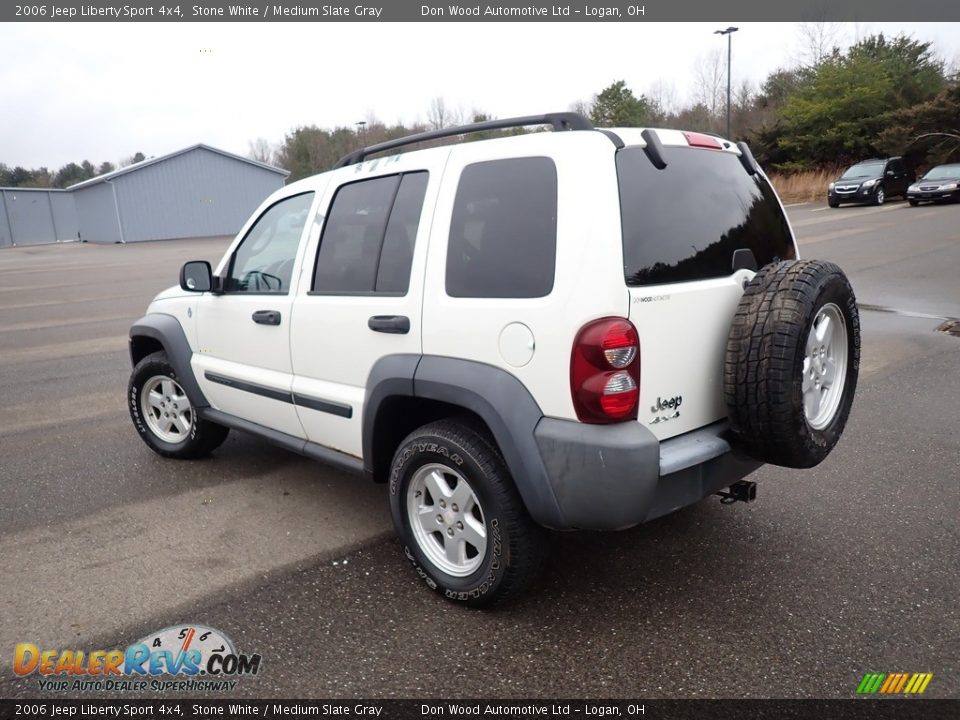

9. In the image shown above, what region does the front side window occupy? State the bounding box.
[446,157,558,299]
[225,192,314,294]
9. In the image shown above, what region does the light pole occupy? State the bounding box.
[714,26,739,139]
[355,120,367,147]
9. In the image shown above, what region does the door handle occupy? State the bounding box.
[252,310,281,326]
[368,315,410,334]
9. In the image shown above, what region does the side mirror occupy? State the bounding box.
[885,170,895,177]
[180,260,213,292]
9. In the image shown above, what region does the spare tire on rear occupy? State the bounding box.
[724,259,860,468]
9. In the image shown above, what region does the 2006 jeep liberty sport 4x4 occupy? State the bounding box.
[128,114,860,606]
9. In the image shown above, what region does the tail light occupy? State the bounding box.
[570,317,641,423]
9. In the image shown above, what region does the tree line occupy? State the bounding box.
[4,29,957,189]
[257,30,958,182]
[0,152,145,189]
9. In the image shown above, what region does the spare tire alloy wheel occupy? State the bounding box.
[802,304,848,430]
[725,260,860,469]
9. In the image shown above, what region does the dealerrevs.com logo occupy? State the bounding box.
[14,625,261,693]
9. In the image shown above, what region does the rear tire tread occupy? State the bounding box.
[389,420,546,608]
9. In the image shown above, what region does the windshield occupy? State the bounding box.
[617,146,795,287]
[840,162,884,180]
[922,165,960,181]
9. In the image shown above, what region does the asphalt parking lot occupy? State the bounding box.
[1,199,958,699]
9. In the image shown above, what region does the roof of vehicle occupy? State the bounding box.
[277,117,751,198]
[334,112,743,169]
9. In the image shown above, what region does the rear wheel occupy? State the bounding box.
[389,420,545,607]
[128,351,228,459]
[724,260,860,468]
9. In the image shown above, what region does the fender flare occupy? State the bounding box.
[129,313,209,408]
[363,355,567,528]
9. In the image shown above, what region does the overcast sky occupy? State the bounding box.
[2,21,959,169]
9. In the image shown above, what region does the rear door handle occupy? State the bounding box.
[368,315,410,334]
[252,310,281,326]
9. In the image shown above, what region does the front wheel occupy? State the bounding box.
[128,351,228,459]
[873,187,885,205]
[908,199,919,207]
[389,420,545,607]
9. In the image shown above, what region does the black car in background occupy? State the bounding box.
[907,164,960,206]
[828,157,914,207]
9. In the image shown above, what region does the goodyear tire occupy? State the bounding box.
[724,260,860,468]
[389,420,545,608]
[128,351,229,459]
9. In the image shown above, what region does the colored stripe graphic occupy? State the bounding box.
[857,673,886,694]
[857,672,933,694]
[905,673,933,694]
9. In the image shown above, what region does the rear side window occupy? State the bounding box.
[312,172,428,294]
[446,157,557,298]
[617,147,795,287]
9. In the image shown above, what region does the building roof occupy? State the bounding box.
[0,187,69,193]
[67,143,289,191]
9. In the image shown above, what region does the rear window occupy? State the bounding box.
[617,146,795,287]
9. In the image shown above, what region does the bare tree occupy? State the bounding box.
[645,79,678,121]
[569,98,593,119]
[427,97,462,130]
[248,138,275,165]
[731,79,758,139]
[734,79,754,111]
[692,49,726,127]
[795,21,845,68]
[949,52,960,84]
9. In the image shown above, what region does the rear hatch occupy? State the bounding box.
[615,130,797,440]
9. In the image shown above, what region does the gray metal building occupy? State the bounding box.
[68,144,289,244]
[0,188,79,248]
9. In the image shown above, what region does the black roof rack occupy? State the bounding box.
[334,112,594,168]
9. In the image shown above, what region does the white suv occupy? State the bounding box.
[128,113,860,606]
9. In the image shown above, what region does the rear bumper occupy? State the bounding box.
[533,418,762,530]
